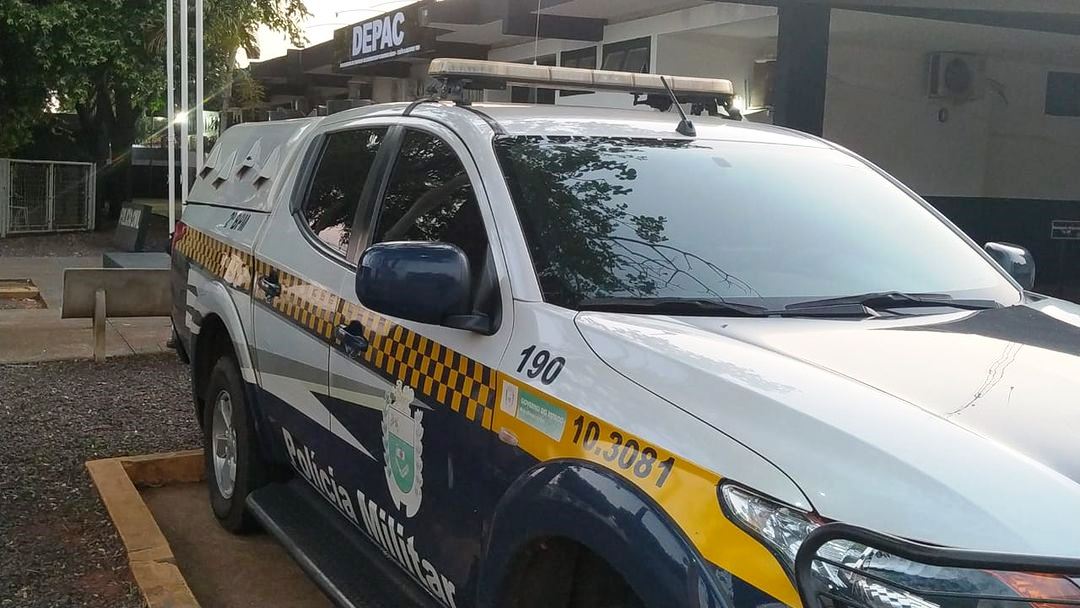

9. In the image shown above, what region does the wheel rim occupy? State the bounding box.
[211,389,238,499]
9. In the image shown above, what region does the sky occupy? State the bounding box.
[244,0,415,65]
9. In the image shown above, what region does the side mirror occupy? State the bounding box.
[985,242,1036,290]
[356,242,492,333]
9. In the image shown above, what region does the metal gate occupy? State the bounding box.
[0,159,96,237]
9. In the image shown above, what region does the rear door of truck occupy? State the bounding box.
[248,119,394,479]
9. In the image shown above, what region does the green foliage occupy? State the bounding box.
[202,0,307,113]
[0,0,52,155]
[0,0,308,157]
[228,67,266,110]
[206,0,307,60]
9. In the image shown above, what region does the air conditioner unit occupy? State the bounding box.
[928,52,986,101]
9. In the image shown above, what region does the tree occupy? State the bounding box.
[205,0,307,123]
[0,0,308,218]
[0,1,53,155]
[43,1,165,211]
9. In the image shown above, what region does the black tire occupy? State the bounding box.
[500,539,646,608]
[203,355,265,533]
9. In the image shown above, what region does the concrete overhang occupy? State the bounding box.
[739,0,1080,14]
[707,0,1080,35]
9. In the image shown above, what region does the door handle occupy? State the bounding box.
[258,275,280,302]
[336,321,369,358]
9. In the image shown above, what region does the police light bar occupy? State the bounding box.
[428,58,734,98]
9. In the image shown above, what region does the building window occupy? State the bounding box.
[1046,71,1080,117]
[512,55,557,104]
[561,46,597,69]
[602,37,651,73]
[560,47,597,97]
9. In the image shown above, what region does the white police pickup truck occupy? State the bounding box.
[171,59,1080,608]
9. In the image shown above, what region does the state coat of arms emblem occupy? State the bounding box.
[381,380,424,518]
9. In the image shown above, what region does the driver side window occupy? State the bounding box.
[373,130,486,265]
[371,129,497,318]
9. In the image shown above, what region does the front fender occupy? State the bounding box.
[479,459,728,608]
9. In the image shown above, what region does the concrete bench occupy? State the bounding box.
[61,268,171,362]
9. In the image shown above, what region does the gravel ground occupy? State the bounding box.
[0,354,200,608]
[0,230,116,258]
[0,217,171,258]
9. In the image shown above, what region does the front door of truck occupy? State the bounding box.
[252,124,390,485]
[328,122,513,607]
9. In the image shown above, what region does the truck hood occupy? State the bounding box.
[575,298,1080,557]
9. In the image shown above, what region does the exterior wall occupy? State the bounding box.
[823,42,995,197]
[822,11,1080,201]
[983,58,1080,201]
[654,32,769,101]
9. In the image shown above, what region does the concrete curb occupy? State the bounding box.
[86,450,205,608]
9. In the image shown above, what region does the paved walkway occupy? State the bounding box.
[0,256,172,364]
[143,483,333,608]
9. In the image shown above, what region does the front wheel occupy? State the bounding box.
[203,355,265,533]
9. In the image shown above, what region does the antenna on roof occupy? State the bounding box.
[532,0,542,65]
[660,76,696,137]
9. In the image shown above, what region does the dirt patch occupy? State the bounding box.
[142,484,333,608]
[0,297,46,310]
[0,216,171,258]
[0,230,116,258]
[0,354,199,608]
[0,279,45,310]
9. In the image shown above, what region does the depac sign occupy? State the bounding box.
[341,4,422,68]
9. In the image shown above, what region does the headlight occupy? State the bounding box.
[799,528,1080,608]
[720,483,820,570]
[720,484,1080,608]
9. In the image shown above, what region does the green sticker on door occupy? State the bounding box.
[502,381,567,441]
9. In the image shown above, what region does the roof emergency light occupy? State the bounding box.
[427,58,735,98]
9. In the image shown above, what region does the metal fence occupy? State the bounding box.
[0,159,96,237]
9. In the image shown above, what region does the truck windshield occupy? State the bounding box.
[494,135,1020,312]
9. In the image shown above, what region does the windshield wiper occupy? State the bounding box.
[785,291,1001,316]
[576,293,1000,319]
[577,297,769,318]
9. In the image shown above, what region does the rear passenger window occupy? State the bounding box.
[372,130,489,274]
[301,128,386,253]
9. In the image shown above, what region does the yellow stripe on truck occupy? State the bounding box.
[492,375,800,608]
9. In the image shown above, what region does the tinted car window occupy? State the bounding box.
[495,135,1019,310]
[373,130,489,275]
[301,128,386,253]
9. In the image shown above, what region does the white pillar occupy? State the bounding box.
[180,0,189,211]
[195,0,204,174]
[166,0,176,232]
